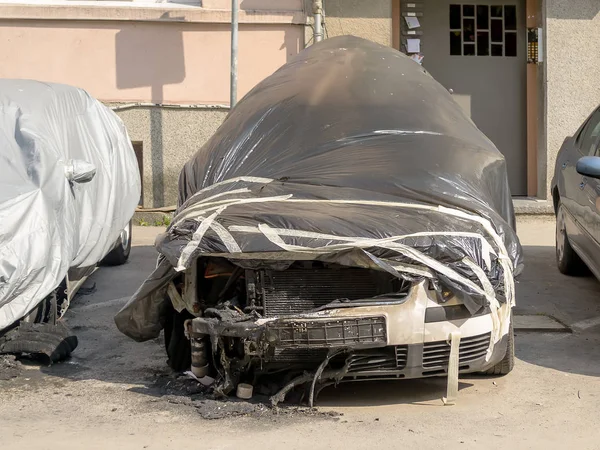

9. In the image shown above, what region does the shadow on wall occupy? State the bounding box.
[282,28,302,61]
[547,0,600,19]
[115,16,186,208]
[113,16,301,207]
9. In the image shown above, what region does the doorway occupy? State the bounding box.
[419,1,528,195]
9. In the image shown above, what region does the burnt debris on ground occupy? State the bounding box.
[0,322,78,365]
[0,355,23,381]
[143,372,342,421]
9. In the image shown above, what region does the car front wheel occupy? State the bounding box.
[101,220,132,266]
[483,316,514,376]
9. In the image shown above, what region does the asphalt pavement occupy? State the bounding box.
[1,217,599,450]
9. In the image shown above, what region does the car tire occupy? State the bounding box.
[483,316,514,376]
[101,220,132,266]
[556,203,586,276]
[163,307,193,372]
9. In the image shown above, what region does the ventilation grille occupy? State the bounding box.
[271,348,328,364]
[395,345,408,369]
[346,349,396,372]
[270,346,407,372]
[422,332,491,369]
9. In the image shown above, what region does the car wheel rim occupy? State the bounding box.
[556,208,566,262]
[120,224,130,251]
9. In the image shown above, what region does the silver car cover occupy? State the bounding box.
[0,80,140,331]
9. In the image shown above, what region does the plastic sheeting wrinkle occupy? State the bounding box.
[255,223,493,301]
[176,208,225,271]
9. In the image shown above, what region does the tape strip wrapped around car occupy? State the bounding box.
[115,36,523,356]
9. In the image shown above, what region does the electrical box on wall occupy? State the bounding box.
[527,28,543,64]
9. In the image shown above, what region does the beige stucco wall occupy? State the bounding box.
[0,20,302,104]
[320,0,392,46]
[544,0,600,197]
[114,106,228,207]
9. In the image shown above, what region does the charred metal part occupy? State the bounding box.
[309,348,349,407]
[267,317,387,349]
[218,266,244,302]
[243,270,264,315]
[190,317,264,340]
[270,369,344,407]
[182,260,199,312]
[214,340,235,397]
[187,315,387,354]
[190,337,209,378]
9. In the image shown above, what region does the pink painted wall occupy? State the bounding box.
[0,20,303,104]
[202,0,303,10]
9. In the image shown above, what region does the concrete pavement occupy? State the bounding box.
[1,217,600,450]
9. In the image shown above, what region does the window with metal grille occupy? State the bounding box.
[450,4,517,57]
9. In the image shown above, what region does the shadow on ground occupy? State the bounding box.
[41,244,169,386]
[514,244,600,378]
[17,240,600,410]
[315,379,473,407]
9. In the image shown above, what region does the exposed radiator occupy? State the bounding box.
[251,267,395,317]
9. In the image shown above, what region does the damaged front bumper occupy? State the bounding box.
[186,280,509,381]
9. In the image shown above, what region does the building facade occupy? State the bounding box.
[1,0,598,209]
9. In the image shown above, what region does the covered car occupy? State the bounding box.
[115,36,522,403]
[0,80,141,360]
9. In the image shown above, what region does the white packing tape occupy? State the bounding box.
[170,185,516,344]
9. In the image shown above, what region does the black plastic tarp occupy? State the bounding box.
[115,36,523,342]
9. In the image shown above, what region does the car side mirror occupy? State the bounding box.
[576,156,600,179]
[64,159,97,184]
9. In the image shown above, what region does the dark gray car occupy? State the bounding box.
[552,106,600,276]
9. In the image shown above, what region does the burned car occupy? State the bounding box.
[116,36,523,404]
[0,80,141,361]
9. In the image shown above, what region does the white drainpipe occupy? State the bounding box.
[313,0,324,43]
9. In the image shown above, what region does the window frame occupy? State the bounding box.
[576,108,600,156]
[449,4,518,58]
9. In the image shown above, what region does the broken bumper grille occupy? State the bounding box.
[266,316,387,349]
[271,345,408,372]
[422,332,491,369]
[345,345,408,371]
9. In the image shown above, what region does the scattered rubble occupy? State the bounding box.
[0,355,23,381]
[148,372,342,421]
